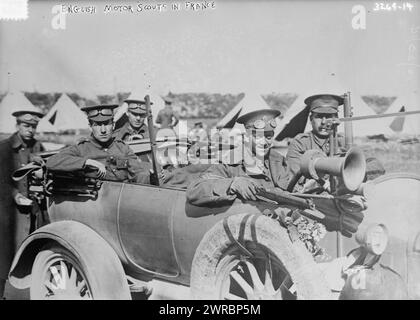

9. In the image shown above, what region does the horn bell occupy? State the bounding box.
[299,147,366,192]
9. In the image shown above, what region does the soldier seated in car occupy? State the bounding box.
[186,108,291,206]
[287,94,385,192]
[113,97,150,142]
[46,104,152,184]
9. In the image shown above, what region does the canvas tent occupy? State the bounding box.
[386,92,420,137]
[274,91,313,141]
[37,117,58,133]
[0,91,41,134]
[216,92,275,130]
[39,94,89,132]
[216,95,244,129]
[351,92,420,137]
[346,93,388,137]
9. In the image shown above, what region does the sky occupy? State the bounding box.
[0,0,419,100]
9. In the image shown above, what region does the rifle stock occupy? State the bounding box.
[256,187,314,210]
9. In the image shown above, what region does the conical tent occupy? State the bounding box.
[42,94,89,131]
[274,91,312,141]
[386,92,420,137]
[37,116,59,133]
[348,93,391,137]
[216,92,272,129]
[0,91,40,133]
[216,95,244,129]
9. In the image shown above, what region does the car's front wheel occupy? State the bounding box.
[30,244,128,300]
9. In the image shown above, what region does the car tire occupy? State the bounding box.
[190,213,333,300]
[30,244,130,300]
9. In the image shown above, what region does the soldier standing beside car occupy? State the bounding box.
[0,107,45,298]
[186,109,291,206]
[46,104,152,184]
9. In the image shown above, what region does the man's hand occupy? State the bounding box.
[149,169,167,182]
[30,155,45,165]
[229,177,260,201]
[85,159,107,178]
[32,168,44,179]
[301,178,330,193]
[14,193,33,206]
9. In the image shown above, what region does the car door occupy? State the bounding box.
[117,183,181,277]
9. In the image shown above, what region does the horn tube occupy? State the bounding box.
[299,147,366,192]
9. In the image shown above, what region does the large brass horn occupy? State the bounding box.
[299,147,366,192]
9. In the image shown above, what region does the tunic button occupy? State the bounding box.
[104,148,108,151]
[265,177,270,181]
[112,169,116,172]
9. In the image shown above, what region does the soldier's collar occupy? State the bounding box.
[89,135,115,149]
[310,131,329,147]
[11,132,33,149]
[242,146,268,176]
[128,123,146,134]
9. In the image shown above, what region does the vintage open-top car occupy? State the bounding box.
[6,94,420,300]
[6,142,420,300]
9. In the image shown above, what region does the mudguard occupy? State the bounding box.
[8,220,129,299]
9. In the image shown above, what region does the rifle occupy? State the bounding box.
[144,94,162,186]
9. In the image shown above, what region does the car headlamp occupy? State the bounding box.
[355,223,389,255]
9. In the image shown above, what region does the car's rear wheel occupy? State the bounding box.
[30,244,128,300]
[190,213,332,300]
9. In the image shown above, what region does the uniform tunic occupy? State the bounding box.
[186,148,290,206]
[286,131,331,178]
[46,136,151,184]
[0,133,44,283]
[156,108,179,129]
[113,122,149,142]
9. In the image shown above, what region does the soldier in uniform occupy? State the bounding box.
[156,96,179,129]
[286,94,342,191]
[113,98,150,142]
[0,107,45,297]
[186,109,291,206]
[46,104,151,184]
[287,94,385,191]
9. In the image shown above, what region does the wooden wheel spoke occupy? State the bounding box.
[230,271,254,296]
[44,279,56,292]
[77,279,87,293]
[60,261,69,286]
[225,293,246,300]
[264,268,276,293]
[280,274,291,289]
[49,266,62,288]
[69,266,77,287]
[245,261,264,292]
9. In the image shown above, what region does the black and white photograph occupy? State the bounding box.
[0,0,419,303]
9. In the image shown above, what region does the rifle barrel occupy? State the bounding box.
[339,110,420,122]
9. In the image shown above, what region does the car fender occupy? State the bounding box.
[8,220,127,293]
